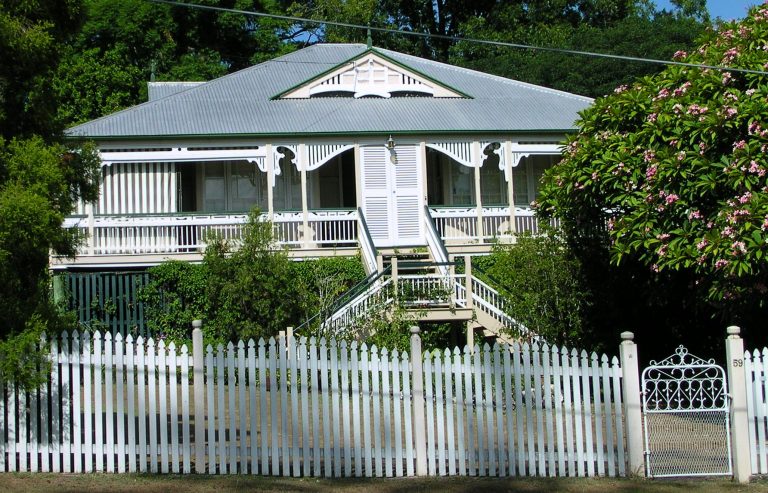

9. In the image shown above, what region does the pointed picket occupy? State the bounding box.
[600,354,616,476]
[453,347,466,476]
[168,342,179,473]
[464,345,476,476]
[392,348,404,477]
[350,341,362,477]
[226,341,237,474]
[206,345,216,474]
[238,340,247,475]
[92,332,104,473]
[115,333,126,473]
[147,338,158,473]
[247,339,258,475]
[158,340,169,474]
[177,343,189,473]
[136,336,148,473]
[542,343,555,477]
[590,352,605,476]
[216,344,227,474]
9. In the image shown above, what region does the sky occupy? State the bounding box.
[655,0,759,20]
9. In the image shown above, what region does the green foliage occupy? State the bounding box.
[451,5,708,98]
[475,232,590,348]
[536,7,768,354]
[140,212,367,346]
[0,137,100,387]
[367,319,457,354]
[54,48,144,126]
[140,261,209,344]
[291,255,367,323]
[52,0,297,125]
[0,0,85,139]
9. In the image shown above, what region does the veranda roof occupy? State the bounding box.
[67,43,593,140]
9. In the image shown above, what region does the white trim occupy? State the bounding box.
[282,52,463,99]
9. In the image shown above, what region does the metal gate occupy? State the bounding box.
[641,345,732,477]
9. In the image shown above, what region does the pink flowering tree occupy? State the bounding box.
[538,5,768,306]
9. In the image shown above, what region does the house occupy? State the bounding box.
[59,42,592,341]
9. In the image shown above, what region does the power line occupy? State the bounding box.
[147,0,768,76]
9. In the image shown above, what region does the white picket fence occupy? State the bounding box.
[744,348,768,474]
[0,330,626,477]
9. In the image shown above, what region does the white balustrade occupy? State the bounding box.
[428,206,560,242]
[65,209,359,256]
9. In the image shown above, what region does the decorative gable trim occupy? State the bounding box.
[277,50,469,100]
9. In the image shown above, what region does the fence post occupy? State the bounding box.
[410,325,427,475]
[620,331,644,476]
[192,320,205,473]
[725,325,751,483]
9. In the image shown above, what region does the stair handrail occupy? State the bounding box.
[424,206,450,277]
[294,265,392,336]
[357,207,379,275]
[466,268,531,338]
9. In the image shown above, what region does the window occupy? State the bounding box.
[199,161,266,212]
[512,155,556,207]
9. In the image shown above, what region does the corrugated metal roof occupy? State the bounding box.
[147,82,205,101]
[67,44,593,139]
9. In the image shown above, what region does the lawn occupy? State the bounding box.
[2,474,768,493]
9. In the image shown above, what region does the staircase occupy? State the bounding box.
[296,210,531,343]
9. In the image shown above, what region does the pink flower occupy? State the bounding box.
[657,233,671,241]
[643,150,656,162]
[646,165,657,180]
[665,193,680,205]
[762,215,768,231]
[733,140,747,150]
[722,72,733,85]
[614,85,628,94]
[731,241,747,256]
[722,47,739,63]
[724,106,737,118]
[721,226,736,238]
[697,239,708,250]
[746,88,757,96]
[687,104,708,116]
[653,88,670,101]
[651,264,660,273]
[715,259,729,270]
[647,113,658,123]
[672,50,687,60]
[591,171,599,181]
[739,192,752,204]
[677,151,686,161]
[749,121,761,134]
[689,210,702,220]
[672,82,691,97]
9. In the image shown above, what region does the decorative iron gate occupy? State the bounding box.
[641,345,732,477]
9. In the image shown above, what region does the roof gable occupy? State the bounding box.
[277,49,468,99]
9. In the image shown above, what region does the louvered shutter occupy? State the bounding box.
[393,145,423,244]
[360,146,391,245]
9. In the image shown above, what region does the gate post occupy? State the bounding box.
[620,331,644,476]
[410,325,428,476]
[725,326,751,483]
[192,320,205,473]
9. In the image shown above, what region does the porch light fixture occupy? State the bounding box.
[386,135,398,164]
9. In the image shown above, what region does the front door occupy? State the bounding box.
[360,144,424,247]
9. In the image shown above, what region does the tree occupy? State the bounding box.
[53,0,297,125]
[537,6,768,352]
[0,0,85,139]
[474,231,591,348]
[0,137,100,386]
[0,1,101,387]
[451,2,708,98]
